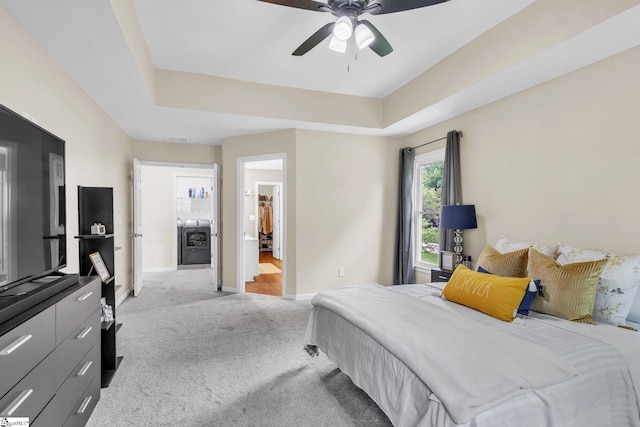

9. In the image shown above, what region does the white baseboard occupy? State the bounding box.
[284,292,316,301]
[221,286,238,293]
[116,286,133,307]
[142,267,175,273]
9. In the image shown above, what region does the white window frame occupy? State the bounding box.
[413,148,445,271]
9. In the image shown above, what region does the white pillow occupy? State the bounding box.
[494,236,559,258]
[557,244,640,325]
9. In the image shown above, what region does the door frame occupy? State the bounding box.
[133,158,143,296]
[236,153,286,296]
[134,160,220,291]
[254,181,282,260]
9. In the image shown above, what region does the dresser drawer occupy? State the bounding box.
[0,343,57,419]
[34,341,101,427]
[62,371,100,427]
[54,309,100,389]
[56,279,101,345]
[0,305,56,399]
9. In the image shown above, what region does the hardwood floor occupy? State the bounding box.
[246,251,283,297]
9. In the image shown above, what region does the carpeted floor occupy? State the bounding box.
[85,268,392,427]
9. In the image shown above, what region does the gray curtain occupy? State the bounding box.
[439,131,462,252]
[393,147,415,285]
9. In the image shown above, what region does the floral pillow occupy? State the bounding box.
[557,245,640,325]
[494,236,559,259]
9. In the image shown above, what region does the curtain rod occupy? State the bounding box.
[412,130,463,150]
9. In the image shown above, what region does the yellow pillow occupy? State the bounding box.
[528,249,608,323]
[442,264,530,322]
[476,245,529,278]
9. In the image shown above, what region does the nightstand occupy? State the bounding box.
[430,268,453,282]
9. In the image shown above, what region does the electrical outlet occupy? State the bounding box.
[338,267,345,277]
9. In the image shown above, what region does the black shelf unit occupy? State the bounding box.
[75,186,122,387]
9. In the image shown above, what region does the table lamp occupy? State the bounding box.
[440,204,477,267]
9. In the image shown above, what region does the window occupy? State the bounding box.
[414,149,445,268]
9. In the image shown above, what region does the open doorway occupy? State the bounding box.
[133,160,220,296]
[240,156,285,297]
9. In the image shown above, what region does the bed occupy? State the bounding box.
[303,282,640,427]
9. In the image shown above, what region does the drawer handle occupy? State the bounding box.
[77,326,92,340]
[77,291,93,301]
[438,275,448,280]
[2,389,33,416]
[77,395,92,414]
[77,360,93,376]
[0,335,32,356]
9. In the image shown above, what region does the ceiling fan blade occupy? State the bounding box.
[368,0,448,15]
[257,0,328,12]
[292,22,335,56]
[359,20,393,57]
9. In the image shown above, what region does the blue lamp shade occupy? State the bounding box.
[440,205,477,230]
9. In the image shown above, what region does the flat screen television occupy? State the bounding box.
[0,104,67,292]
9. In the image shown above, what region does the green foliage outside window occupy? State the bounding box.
[420,162,443,264]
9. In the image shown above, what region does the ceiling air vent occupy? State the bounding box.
[164,136,191,144]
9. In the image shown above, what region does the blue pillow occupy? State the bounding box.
[478,266,541,316]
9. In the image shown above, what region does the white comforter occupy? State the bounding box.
[304,283,640,426]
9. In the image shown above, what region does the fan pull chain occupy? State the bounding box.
[347,51,359,73]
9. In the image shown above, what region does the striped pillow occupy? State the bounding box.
[529,249,608,323]
[476,245,529,278]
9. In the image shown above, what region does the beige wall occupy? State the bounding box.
[133,140,220,164]
[294,130,400,294]
[0,7,133,298]
[221,129,400,297]
[221,130,297,294]
[407,43,640,284]
[140,165,213,271]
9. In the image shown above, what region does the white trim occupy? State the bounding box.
[138,160,213,169]
[136,160,220,289]
[237,153,287,297]
[143,267,175,273]
[221,286,238,293]
[283,292,315,301]
[236,158,246,293]
[414,264,432,275]
[413,148,446,271]
[116,285,132,307]
[415,148,445,164]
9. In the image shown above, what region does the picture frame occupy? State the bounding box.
[89,251,111,282]
[440,251,455,272]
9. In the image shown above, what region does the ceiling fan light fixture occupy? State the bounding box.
[328,35,348,53]
[333,16,353,41]
[355,23,375,49]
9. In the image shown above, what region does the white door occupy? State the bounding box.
[211,164,221,290]
[272,184,281,260]
[132,158,144,296]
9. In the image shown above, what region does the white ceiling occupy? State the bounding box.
[1,0,639,145]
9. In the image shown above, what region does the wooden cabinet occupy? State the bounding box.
[0,277,101,426]
[430,268,453,283]
[76,186,122,387]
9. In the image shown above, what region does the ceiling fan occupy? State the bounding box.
[257,0,449,57]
